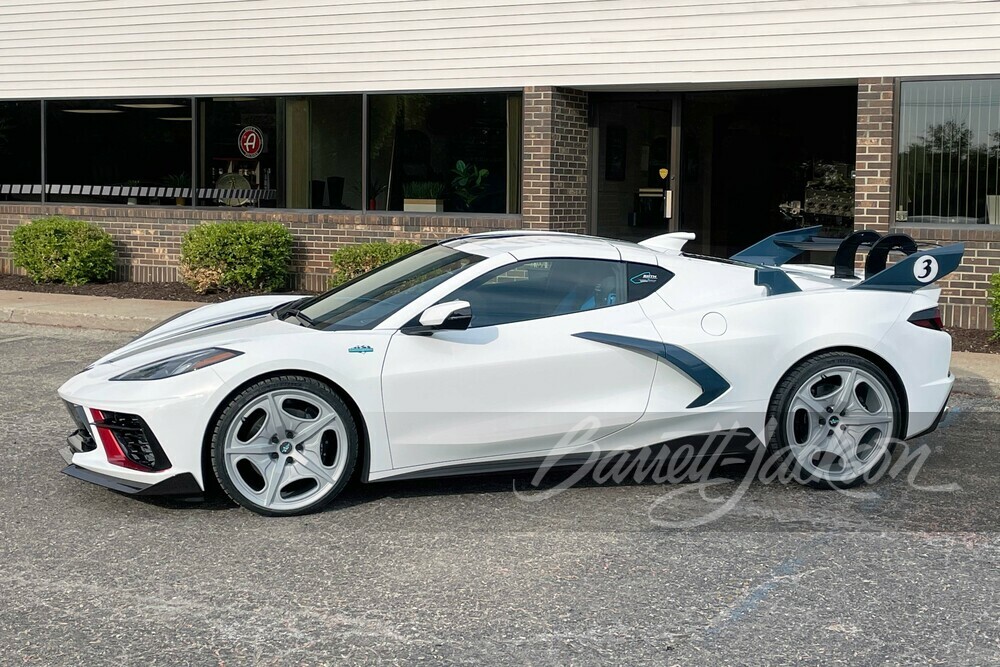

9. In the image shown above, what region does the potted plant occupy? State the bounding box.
[403,181,446,212]
[451,160,489,211]
[367,177,388,210]
[163,173,191,206]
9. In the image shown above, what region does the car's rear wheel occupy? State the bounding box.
[210,375,358,516]
[767,352,901,489]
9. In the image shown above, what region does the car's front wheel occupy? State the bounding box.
[210,375,358,516]
[767,352,902,489]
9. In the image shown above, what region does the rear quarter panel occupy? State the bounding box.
[646,288,915,441]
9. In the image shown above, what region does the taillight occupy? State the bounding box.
[908,306,944,331]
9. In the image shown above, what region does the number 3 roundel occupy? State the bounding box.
[912,255,939,284]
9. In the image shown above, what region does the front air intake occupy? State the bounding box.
[90,409,172,471]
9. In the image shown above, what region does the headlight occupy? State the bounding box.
[110,348,243,381]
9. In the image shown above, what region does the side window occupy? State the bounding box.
[626,262,674,301]
[447,258,627,327]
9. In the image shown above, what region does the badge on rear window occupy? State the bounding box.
[630,271,658,285]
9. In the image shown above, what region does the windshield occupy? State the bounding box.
[298,245,484,330]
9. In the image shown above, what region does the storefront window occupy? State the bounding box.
[0,101,42,202]
[200,97,279,208]
[4,91,518,212]
[368,93,520,214]
[46,98,192,205]
[897,79,1000,225]
[283,95,362,210]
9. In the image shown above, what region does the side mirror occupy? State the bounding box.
[402,300,472,335]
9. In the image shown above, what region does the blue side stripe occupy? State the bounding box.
[572,332,731,408]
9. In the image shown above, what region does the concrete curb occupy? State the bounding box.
[1,307,164,333]
[0,290,201,334]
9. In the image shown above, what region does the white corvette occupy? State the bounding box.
[58,228,961,516]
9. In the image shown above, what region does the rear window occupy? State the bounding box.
[626,263,673,301]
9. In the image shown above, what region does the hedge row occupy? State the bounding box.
[8,216,424,292]
[179,222,293,293]
[11,216,116,286]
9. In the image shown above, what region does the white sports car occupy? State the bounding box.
[58,228,961,516]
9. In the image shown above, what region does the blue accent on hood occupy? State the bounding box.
[348,345,374,354]
[572,332,730,408]
[730,225,822,266]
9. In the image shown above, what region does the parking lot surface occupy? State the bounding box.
[0,323,997,666]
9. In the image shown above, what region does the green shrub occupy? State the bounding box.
[180,222,293,293]
[990,273,1000,339]
[11,216,116,285]
[330,241,422,287]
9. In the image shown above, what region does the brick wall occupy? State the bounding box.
[854,77,894,234]
[0,205,521,292]
[522,87,589,233]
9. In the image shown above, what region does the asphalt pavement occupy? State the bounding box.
[0,322,998,666]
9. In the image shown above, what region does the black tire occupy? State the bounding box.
[766,351,902,489]
[210,375,359,516]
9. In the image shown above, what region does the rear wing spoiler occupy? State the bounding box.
[730,226,964,293]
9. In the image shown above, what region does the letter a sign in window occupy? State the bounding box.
[238,126,264,159]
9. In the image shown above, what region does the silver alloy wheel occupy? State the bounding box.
[222,388,349,512]
[784,365,896,483]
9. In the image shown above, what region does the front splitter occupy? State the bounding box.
[59,449,203,497]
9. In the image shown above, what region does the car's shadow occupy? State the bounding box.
[130,452,761,513]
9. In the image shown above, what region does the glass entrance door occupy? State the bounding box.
[592,96,678,243]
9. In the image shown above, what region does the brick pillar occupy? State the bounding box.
[854,77,895,234]
[522,87,589,233]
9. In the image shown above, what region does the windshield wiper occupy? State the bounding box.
[282,308,316,328]
[272,298,317,328]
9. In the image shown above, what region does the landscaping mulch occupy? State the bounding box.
[947,327,999,355]
[0,274,307,303]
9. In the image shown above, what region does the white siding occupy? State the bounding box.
[1,0,999,98]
